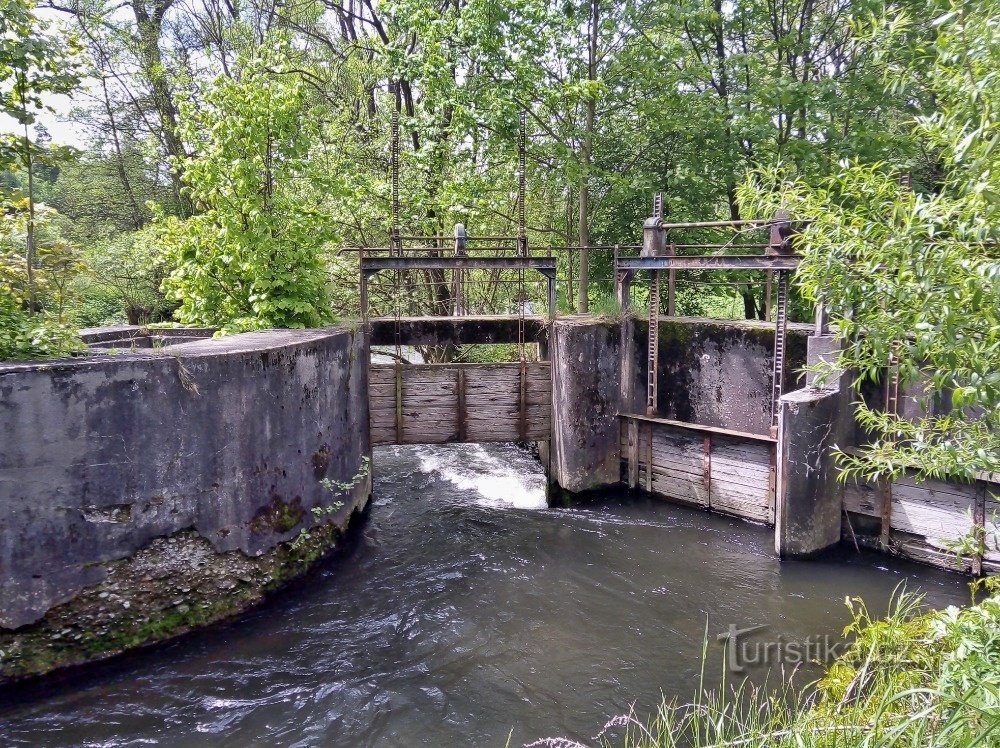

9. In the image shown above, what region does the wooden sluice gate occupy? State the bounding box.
[360,108,557,449]
[369,361,552,446]
[620,415,777,524]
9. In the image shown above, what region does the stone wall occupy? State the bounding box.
[0,327,371,683]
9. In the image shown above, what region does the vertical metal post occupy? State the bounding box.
[666,241,676,317]
[546,272,556,321]
[454,222,466,316]
[360,270,369,325]
[770,269,789,438]
[517,111,527,258]
[764,271,772,321]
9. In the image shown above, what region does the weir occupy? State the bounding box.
[2,132,995,684]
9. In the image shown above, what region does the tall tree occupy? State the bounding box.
[0,0,82,313]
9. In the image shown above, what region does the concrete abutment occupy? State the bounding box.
[2,314,991,683]
[0,327,371,684]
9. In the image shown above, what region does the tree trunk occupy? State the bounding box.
[131,0,190,214]
[577,0,598,314]
[741,287,756,320]
[101,75,144,229]
[19,80,37,315]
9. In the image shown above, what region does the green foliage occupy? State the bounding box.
[0,0,82,166]
[0,290,82,360]
[0,197,83,360]
[158,44,338,333]
[73,227,174,326]
[319,456,371,494]
[739,0,1000,483]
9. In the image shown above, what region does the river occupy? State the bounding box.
[0,443,967,746]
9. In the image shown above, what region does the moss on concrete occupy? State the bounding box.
[0,502,367,685]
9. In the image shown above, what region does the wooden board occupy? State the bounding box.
[369,362,551,445]
[709,435,773,523]
[844,472,1000,571]
[888,474,977,543]
[619,418,775,522]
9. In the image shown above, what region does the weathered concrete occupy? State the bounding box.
[368,315,547,347]
[549,317,622,493]
[79,325,216,350]
[628,316,810,435]
[0,327,370,682]
[775,384,847,556]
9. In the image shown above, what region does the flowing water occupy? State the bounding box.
[0,444,968,747]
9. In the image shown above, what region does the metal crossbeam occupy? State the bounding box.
[617,255,801,271]
[362,256,557,275]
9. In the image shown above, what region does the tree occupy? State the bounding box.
[0,0,82,313]
[78,227,173,325]
[158,44,338,331]
[740,0,1000,482]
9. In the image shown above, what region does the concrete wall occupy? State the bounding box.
[775,387,847,556]
[79,325,216,350]
[627,317,810,435]
[0,327,370,682]
[549,317,622,494]
[549,314,807,495]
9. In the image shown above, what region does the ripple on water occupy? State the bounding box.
[0,443,969,748]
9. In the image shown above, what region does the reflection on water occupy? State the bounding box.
[0,444,967,747]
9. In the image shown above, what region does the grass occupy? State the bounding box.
[528,580,1000,747]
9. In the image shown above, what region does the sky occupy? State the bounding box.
[0,93,88,148]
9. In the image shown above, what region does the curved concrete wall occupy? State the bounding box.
[0,327,370,682]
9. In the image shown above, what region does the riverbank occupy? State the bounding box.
[544,580,1000,747]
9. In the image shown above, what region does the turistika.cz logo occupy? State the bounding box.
[717,624,847,673]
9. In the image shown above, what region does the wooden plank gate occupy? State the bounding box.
[620,415,777,524]
[369,362,552,446]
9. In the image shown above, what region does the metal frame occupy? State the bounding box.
[360,256,558,323]
[615,197,802,436]
[616,255,800,271]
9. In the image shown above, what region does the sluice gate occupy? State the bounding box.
[369,361,552,446]
[360,104,555,449]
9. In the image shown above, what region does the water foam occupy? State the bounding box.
[414,443,547,510]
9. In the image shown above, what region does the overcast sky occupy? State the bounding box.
[0,92,89,149]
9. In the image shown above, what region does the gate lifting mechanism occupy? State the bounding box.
[614,194,803,438]
[359,93,556,329]
[358,86,556,450]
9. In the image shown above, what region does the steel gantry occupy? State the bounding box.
[614,196,802,437]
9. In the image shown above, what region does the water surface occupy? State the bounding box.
[0,444,967,746]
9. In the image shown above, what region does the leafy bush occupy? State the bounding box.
[0,197,83,360]
[72,227,174,326]
[0,290,81,360]
[158,44,337,333]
